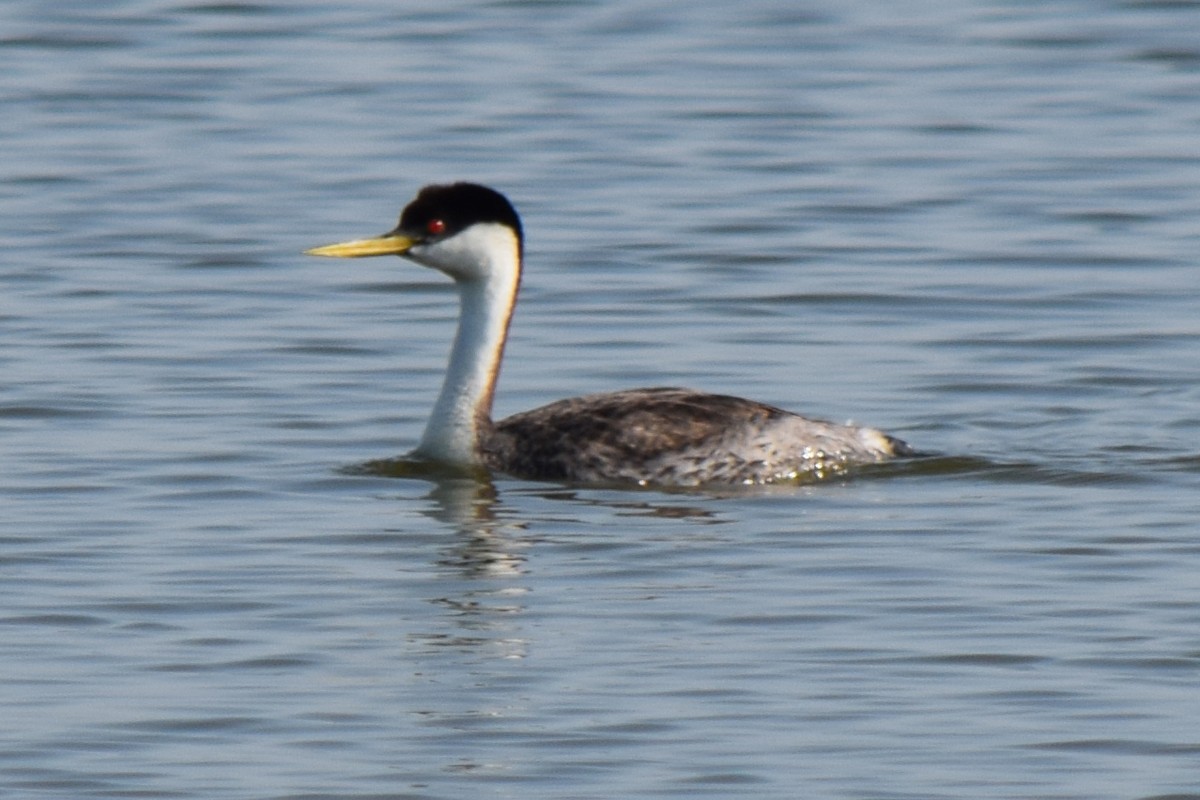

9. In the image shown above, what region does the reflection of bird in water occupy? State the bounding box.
[308,183,913,487]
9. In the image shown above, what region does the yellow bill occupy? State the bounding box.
[305,234,416,258]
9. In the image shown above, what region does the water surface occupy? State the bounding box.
[2,1,1200,798]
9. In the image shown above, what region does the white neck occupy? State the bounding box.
[411,224,521,464]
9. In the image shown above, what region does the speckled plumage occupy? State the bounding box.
[484,387,912,486]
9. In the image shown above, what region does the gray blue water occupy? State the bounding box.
[3,1,1200,798]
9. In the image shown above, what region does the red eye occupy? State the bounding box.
[426,219,446,236]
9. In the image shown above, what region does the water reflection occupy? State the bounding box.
[348,453,740,524]
[527,487,727,523]
[350,455,526,575]
[345,452,1003,673]
[351,457,533,661]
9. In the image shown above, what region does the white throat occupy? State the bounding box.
[411,223,521,464]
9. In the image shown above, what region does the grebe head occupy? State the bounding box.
[306,183,525,463]
[306,182,523,283]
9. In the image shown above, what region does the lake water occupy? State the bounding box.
[3,1,1200,798]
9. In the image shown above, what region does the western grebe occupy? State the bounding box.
[306,182,912,486]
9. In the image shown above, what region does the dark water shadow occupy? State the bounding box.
[344,449,1159,497]
[340,451,988,507]
[886,452,1162,487]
